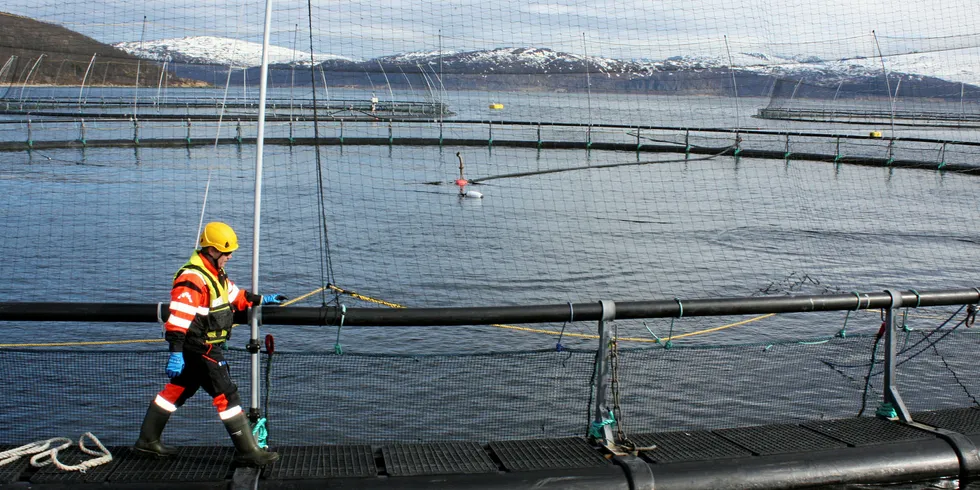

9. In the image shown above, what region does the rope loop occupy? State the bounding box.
[674,298,683,318]
[588,412,617,438]
[556,302,573,351]
[909,289,921,308]
[851,291,863,311]
[1,433,112,473]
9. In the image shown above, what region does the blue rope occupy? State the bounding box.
[251,417,268,449]
[664,298,682,349]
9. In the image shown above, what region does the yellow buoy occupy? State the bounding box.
[488,103,504,110]
[869,131,882,138]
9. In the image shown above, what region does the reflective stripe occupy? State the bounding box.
[167,315,191,329]
[218,405,242,420]
[178,268,208,285]
[227,283,241,301]
[168,301,199,315]
[154,395,178,412]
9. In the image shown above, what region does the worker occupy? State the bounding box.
[134,221,286,466]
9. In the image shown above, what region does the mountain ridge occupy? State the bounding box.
[112,37,980,98]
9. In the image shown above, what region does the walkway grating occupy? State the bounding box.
[0,445,30,484]
[714,424,848,455]
[803,417,935,446]
[914,407,980,435]
[489,437,610,471]
[107,446,233,482]
[631,430,752,463]
[382,442,498,476]
[262,445,377,479]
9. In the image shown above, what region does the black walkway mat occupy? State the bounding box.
[262,445,377,479]
[914,407,980,435]
[107,446,234,482]
[29,445,121,483]
[381,442,498,476]
[803,417,935,446]
[489,438,609,471]
[714,424,848,456]
[631,430,752,464]
[0,445,30,484]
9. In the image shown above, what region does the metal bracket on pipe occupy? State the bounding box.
[882,289,911,422]
[246,305,262,354]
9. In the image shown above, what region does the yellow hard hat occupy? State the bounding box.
[199,222,239,253]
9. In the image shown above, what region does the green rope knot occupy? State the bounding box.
[836,328,847,338]
[876,401,897,418]
[663,340,672,349]
[251,417,268,449]
[588,412,616,438]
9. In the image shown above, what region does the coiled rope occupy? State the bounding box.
[0,433,112,473]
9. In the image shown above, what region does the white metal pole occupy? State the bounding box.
[250,0,273,421]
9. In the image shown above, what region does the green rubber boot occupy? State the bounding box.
[134,404,178,457]
[224,412,279,467]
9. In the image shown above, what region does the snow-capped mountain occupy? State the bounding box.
[379,47,980,87]
[113,36,351,67]
[115,36,980,92]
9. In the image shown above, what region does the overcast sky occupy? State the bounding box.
[11,0,980,61]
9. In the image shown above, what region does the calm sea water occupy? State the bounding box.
[0,88,977,353]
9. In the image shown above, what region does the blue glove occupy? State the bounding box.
[166,352,184,378]
[261,294,287,306]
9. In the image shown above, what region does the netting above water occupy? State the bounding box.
[2,312,978,446]
[0,140,976,309]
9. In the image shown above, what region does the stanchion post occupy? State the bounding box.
[591,300,616,444]
[883,288,911,422]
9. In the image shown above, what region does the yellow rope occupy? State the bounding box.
[328,285,775,343]
[0,338,163,348]
[489,313,775,342]
[282,287,324,306]
[328,284,407,308]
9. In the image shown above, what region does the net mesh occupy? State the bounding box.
[1,306,977,446]
[0,0,979,453]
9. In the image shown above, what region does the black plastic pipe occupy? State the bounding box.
[0,288,976,327]
[647,437,961,490]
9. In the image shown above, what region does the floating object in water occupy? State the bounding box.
[462,190,483,199]
[455,178,469,187]
[869,131,882,138]
[488,103,504,110]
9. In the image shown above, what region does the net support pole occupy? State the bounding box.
[591,300,616,443]
[248,0,274,424]
[882,289,911,422]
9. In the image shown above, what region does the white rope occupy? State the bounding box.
[0,433,112,473]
